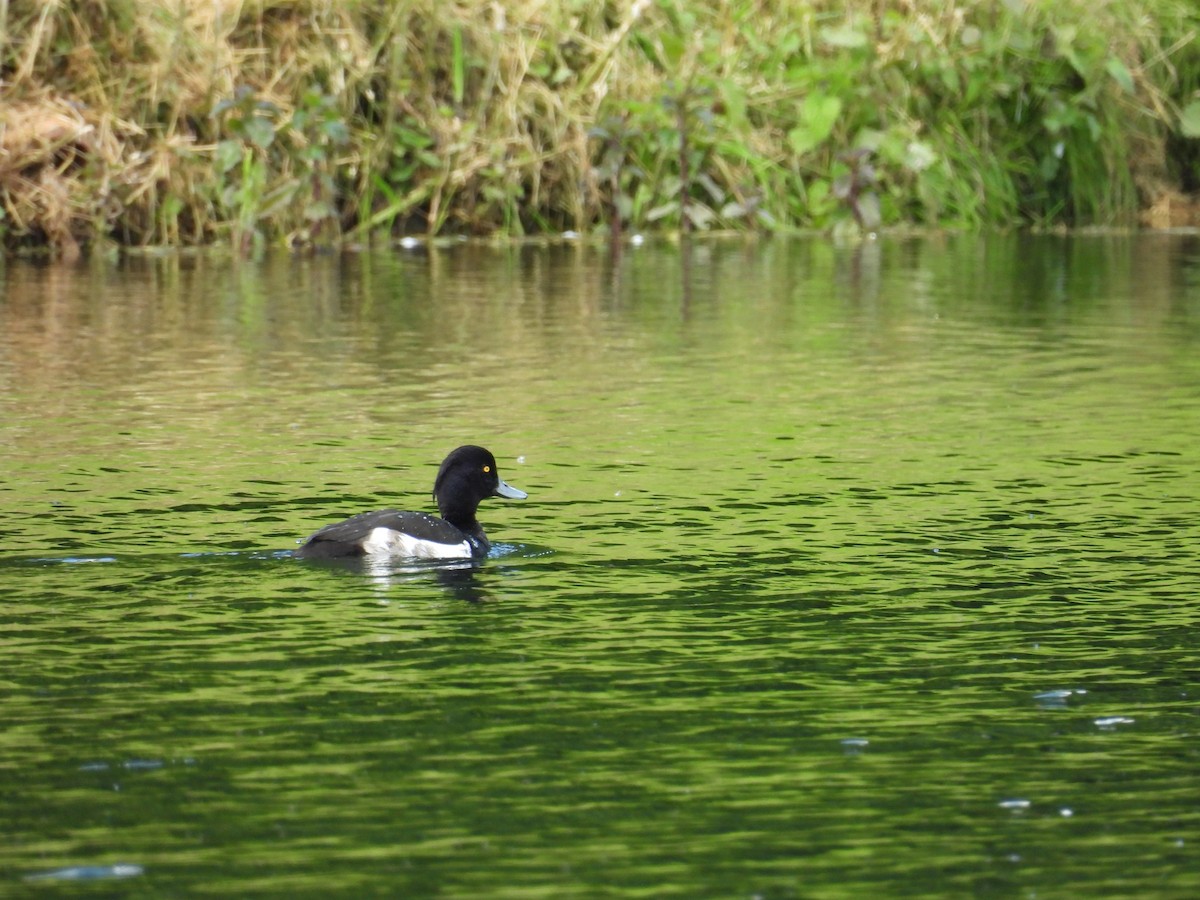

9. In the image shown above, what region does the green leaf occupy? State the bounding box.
[819,25,868,49]
[788,92,843,156]
[684,203,716,229]
[1105,57,1135,94]
[322,119,350,145]
[1180,101,1200,138]
[855,128,886,153]
[658,32,686,69]
[215,140,243,173]
[806,93,843,135]
[788,126,817,157]
[904,140,937,172]
[855,192,882,230]
[805,178,833,217]
[452,27,465,105]
[646,201,679,222]
[1052,26,1087,79]
[305,200,336,221]
[718,81,747,128]
[243,115,275,150]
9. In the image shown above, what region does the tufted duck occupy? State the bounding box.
[294,445,526,560]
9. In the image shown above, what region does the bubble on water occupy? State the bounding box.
[122,759,163,771]
[1094,716,1135,728]
[999,799,1031,810]
[1034,688,1086,709]
[1034,689,1074,700]
[25,864,143,882]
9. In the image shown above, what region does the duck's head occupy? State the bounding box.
[432,445,526,525]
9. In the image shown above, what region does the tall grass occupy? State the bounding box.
[0,0,1197,252]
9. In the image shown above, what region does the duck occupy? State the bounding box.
[294,445,527,560]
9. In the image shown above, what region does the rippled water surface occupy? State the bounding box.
[2,235,1199,896]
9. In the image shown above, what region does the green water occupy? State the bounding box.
[2,235,1199,896]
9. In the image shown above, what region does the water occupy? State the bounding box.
[2,235,1199,896]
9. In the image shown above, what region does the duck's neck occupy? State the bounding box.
[441,505,488,556]
[437,483,485,548]
[438,496,477,529]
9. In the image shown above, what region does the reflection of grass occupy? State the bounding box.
[1,0,1197,253]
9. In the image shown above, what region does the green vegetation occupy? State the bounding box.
[1,0,1198,252]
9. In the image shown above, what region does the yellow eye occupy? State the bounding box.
[483,465,491,473]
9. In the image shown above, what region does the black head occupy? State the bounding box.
[432,445,526,527]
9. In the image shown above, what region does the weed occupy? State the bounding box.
[0,0,1196,252]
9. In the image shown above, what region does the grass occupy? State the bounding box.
[0,0,1197,253]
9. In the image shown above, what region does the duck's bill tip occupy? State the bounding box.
[495,480,527,500]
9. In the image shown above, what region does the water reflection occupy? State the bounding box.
[300,552,491,601]
[2,235,1199,394]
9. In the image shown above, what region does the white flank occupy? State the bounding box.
[362,526,471,560]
